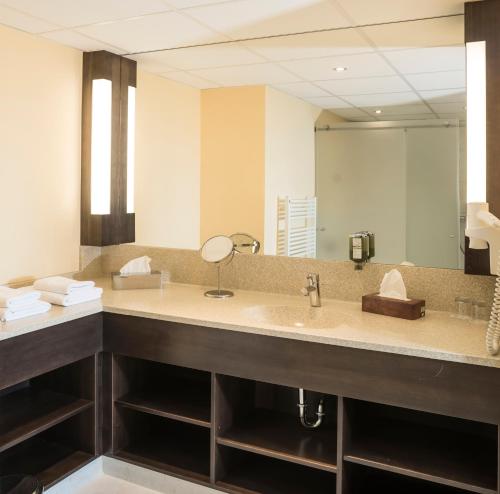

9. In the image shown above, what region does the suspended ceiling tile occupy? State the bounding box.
[335,0,464,25]
[185,0,351,39]
[384,46,465,74]
[190,62,301,86]
[0,4,60,33]
[418,88,466,104]
[342,91,422,107]
[272,82,330,98]
[328,107,370,118]
[130,43,264,71]
[166,0,236,8]
[280,52,395,81]
[160,70,218,88]
[0,0,171,28]
[361,17,464,51]
[377,113,438,121]
[41,29,126,53]
[77,11,225,53]
[304,96,353,109]
[362,103,431,115]
[430,102,466,113]
[405,70,465,90]
[317,75,411,96]
[242,28,373,62]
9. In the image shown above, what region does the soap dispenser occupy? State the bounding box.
[349,231,375,270]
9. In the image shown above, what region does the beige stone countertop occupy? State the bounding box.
[1,278,498,369]
[98,278,500,369]
[0,300,102,341]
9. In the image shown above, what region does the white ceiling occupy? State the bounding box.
[0,0,467,122]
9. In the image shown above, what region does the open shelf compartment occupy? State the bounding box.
[344,399,498,494]
[114,355,211,428]
[217,446,336,494]
[215,375,337,473]
[113,407,211,483]
[0,408,96,489]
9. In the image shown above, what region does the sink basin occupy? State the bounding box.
[241,305,351,329]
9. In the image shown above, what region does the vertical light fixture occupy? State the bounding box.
[90,79,112,215]
[81,51,136,246]
[466,40,487,204]
[127,86,136,214]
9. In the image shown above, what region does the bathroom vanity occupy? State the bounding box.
[0,283,499,494]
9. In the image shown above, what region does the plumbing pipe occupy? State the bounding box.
[297,388,325,429]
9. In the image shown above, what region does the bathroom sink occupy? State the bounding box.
[241,305,351,329]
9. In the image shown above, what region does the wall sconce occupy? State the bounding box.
[465,40,500,274]
[81,51,137,246]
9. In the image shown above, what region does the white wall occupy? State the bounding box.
[264,87,320,255]
[0,25,82,284]
[135,70,201,249]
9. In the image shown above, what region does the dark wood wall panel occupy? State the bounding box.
[465,0,500,274]
[0,314,103,391]
[103,313,500,425]
[81,51,136,246]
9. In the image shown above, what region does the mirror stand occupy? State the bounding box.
[205,263,234,299]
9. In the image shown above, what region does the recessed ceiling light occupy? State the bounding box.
[333,67,347,72]
[375,109,383,114]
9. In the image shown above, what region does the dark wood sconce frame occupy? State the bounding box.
[81,51,136,246]
[465,0,500,275]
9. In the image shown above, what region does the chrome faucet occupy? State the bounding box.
[301,273,321,307]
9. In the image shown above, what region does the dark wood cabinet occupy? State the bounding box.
[1,311,500,493]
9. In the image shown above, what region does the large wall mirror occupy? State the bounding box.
[129,5,465,270]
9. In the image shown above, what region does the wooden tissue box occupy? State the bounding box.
[111,271,162,290]
[362,293,425,320]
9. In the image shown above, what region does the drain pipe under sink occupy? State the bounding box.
[297,388,325,429]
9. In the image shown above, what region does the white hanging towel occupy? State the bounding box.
[40,287,103,307]
[0,286,41,309]
[34,276,95,295]
[0,301,51,322]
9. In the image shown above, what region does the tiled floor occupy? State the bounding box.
[72,474,162,494]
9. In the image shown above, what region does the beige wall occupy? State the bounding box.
[264,87,320,255]
[0,25,82,284]
[135,70,201,249]
[200,86,266,246]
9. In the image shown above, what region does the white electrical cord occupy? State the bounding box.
[487,250,500,355]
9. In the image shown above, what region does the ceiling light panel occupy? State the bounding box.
[77,11,225,53]
[0,0,171,28]
[185,0,351,39]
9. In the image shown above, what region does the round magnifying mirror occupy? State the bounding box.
[201,235,234,264]
[230,233,260,255]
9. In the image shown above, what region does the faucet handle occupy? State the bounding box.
[301,287,311,296]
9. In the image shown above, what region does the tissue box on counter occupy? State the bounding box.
[112,272,162,290]
[362,293,425,320]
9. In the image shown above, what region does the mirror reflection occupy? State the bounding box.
[130,15,465,270]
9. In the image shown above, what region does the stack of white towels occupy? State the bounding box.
[0,287,51,322]
[34,276,102,307]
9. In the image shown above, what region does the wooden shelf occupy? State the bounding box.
[218,409,337,473]
[0,388,93,454]
[116,389,210,428]
[0,436,95,489]
[348,464,484,494]
[114,409,210,484]
[345,416,498,494]
[217,447,336,494]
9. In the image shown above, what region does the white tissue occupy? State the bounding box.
[379,269,409,301]
[119,256,152,276]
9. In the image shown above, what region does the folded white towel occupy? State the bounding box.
[0,286,41,309]
[33,276,95,295]
[0,301,51,322]
[40,287,103,307]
